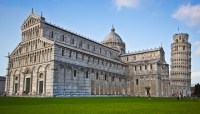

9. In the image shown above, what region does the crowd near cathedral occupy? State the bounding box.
[5,9,192,97]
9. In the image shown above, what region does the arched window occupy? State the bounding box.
[74,70,76,77]
[176,39,178,43]
[71,39,74,45]
[87,44,90,49]
[96,73,98,80]
[150,64,152,69]
[145,65,147,70]
[112,76,114,82]
[51,31,53,38]
[183,46,185,50]
[140,66,142,70]
[62,35,65,42]
[127,57,128,61]
[104,75,107,80]
[136,79,138,85]
[135,66,137,71]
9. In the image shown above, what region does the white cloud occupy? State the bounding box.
[172,4,200,29]
[113,0,142,10]
[194,41,200,56]
[191,72,200,85]
[194,41,200,46]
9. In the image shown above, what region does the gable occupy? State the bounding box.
[21,14,41,30]
[9,37,53,58]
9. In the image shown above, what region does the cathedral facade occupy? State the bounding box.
[5,10,171,97]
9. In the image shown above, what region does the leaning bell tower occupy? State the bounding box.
[170,33,191,97]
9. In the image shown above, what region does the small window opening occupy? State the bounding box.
[136,79,138,85]
[86,71,88,78]
[74,70,76,77]
[96,73,98,80]
[62,50,64,56]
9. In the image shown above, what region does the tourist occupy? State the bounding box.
[4,91,6,97]
[179,94,181,100]
[148,93,151,100]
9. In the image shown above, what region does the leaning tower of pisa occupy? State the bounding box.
[170,33,191,97]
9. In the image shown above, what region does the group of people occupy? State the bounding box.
[191,95,200,101]
[177,94,183,100]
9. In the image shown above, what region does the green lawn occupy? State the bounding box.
[0,97,199,114]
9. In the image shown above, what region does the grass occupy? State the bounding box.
[0,97,199,114]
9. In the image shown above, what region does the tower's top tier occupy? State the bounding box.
[173,33,189,43]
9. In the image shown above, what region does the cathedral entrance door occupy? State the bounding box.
[39,81,43,95]
[15,83,18,94]
[145,86,150,95]
[147,89,149,95]
[25,78,30,94]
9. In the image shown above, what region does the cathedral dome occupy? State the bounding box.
[102,26,126,54]
[103,26,123,42]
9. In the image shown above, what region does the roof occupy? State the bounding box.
[0,76,6,81]
[129,59,160,65]
[121,47,162,56]
[55,42,126,65]
[103,26,123,42]
[44,22,119,52]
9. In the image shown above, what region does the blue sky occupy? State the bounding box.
[0,0,199,85]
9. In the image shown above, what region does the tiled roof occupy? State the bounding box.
[0,76,6,81]
[121,47,162,56]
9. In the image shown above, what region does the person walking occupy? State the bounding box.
[179,94,181,100]
[148,93,151,100]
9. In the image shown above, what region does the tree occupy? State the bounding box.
[194,83,200,95]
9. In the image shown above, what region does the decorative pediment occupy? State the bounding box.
[21,14,41,30]
[21,9,45,30]
[9,37,53,57]
[9,43,22,57]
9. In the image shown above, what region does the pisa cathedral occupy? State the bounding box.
[5,9,191,97]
